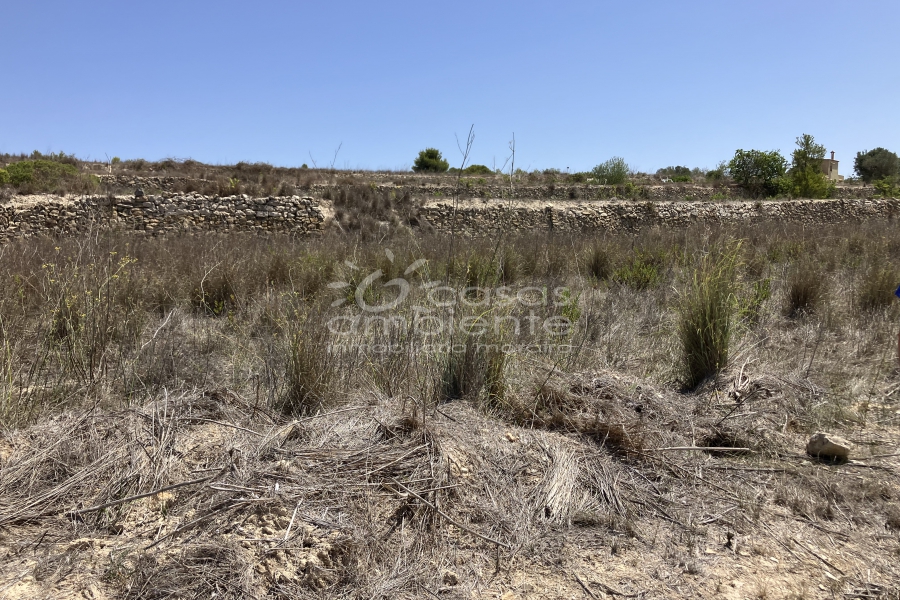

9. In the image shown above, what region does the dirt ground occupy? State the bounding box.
[0,369,897,599]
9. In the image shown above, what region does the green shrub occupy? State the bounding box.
[0,169,8,186]
[728,149,788,198]
[591,157,630,185]
[613,251,662,289]
[854,147,899,183]
[672,175,692,183]
[4,159,87,193]
[677,246,739,389]
[464,164,492,175]
[412,148,450,173]
[872,177,899,198]
[449,164,494,175]
[124,158,147,172]
[111,157,121,165]
[657,166,692,179]
[705,162,728,181]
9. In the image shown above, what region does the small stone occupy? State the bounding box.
[806,432,851,460]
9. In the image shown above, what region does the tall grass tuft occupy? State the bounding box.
[586,244,613,281]
[482,344,507,410]
[278,317,335,416]
[439,339,483,402]
[677,245,739,389]
[857,263,897,311]
[784,263,824,317]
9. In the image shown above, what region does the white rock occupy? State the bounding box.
[806,432,852,459]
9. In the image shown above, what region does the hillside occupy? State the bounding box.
[0,162,897,599]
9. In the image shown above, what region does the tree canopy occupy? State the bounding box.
[789,133,831,199]
[854,147,899,183]
[412,148,450,173]
[727,149,787,198]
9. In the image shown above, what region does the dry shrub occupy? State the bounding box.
[483,344,507,408]
[265,253,291,286]
[586,243,613,281]
[499,374,648,455]
[784,261,825,317]
[122,544,255,600]
[886,505,900,531]
[191,272,236,317]
[328,184,420,238]
[497,244,520,284]
[699,427,755,455]
[438,337,485,402]
[857,262,898,311]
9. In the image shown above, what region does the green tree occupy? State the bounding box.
[591,157,630,185]
[727,149,788,198]
[789,133,832,199]
[463,164,492,175]
[854,147,899,183]
[412,148,450,173]
[657,166,691,176]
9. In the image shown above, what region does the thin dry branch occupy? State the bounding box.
[390,477,510,549]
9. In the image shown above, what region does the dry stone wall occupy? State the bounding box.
[0,194,324,240]
[1,192,898,241]
[420,198,900,235]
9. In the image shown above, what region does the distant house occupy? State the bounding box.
[820,151,844,182]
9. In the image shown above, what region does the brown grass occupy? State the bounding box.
[0,220,898,597]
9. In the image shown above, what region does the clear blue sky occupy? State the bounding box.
[2,1,897,174]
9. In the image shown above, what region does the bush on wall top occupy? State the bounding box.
[728,149,787,198]
[412,148,450,173]
[4,160,97,194]
[591,157,630,185]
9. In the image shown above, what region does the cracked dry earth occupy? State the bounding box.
[0,371,898,599]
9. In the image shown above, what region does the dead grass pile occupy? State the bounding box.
[1,221,900,596]
[0,374,898,598]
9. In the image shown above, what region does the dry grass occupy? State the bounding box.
[0,220,899,597]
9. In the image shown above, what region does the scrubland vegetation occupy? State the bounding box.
[2,133,897,200]
[0,212,899,597]
[1,141,899,597]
